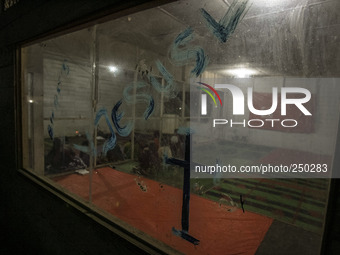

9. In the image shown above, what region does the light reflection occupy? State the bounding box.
[225,67,257,78]
[108,65,118,73]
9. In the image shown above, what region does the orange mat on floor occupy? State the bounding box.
[54,167,273,255]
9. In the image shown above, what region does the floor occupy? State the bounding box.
[255,220,322,255]
[54,167,273,255]
[191,144,331,234]
[203,178,328,234]
[50,141,331,254]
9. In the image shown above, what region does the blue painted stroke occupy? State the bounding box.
[73,132,96,156]
[177,127,195,135]
[123,81,155,120]
[50,111,54,124]
[200,0,250,43]
[170,27,208,77]
[73,144,90,154]
[54,95,59,107]
[48,60,69,141]
[213,159,222,186]
[172,227,200,245]
[62,60,70,75]
[112,100,133,137]
[148,61,177,98]
[47,124,54,140]
[95,108,117,155]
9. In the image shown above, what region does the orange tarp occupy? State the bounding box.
[55,167,272,255]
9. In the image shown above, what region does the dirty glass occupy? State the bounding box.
[21,28,94,202]
[21,0,340,254]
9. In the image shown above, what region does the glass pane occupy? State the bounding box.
[21,0,340,254]
[91,0,338,253]
[22,27,94,202]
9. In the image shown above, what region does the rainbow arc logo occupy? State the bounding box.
[197,82,222,115]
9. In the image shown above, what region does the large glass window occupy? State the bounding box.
[21,0,340,254]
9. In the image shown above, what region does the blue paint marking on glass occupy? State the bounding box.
[47,124,54,140]
[213,159,222,186]
[170,27,208,77]
[62,60,70,74]
[146,97,155,120]
[92,86,154,157]
[73,132,96,156]
[200,0,250,43]
[148,61,177,98]
[73,144,90,153]
[165,157,189,168]
[112,99,133,137]
[47,60,69,140]
[172,227,200,245]
[165,133,200,245]
[50,112,54,124]
[95,108,117,155]
[240,195,245,213]
[123,81,155,120]
[177,126,195,135]
[54,95,59,107]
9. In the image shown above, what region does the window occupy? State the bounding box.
[21,0,340,254]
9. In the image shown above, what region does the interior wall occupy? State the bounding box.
[247,77,340,154]
[198,76,340,155]
[38,38,185,138]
